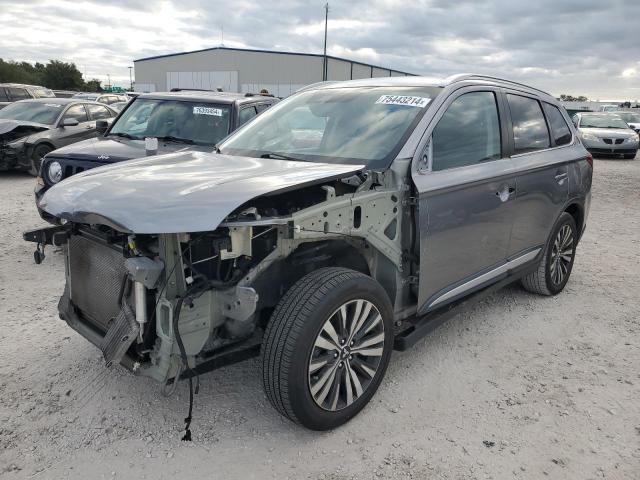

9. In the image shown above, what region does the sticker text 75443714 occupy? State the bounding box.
[375,95,431,108]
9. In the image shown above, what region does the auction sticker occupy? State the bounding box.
[375,95,431,108]
[193,106,223,116]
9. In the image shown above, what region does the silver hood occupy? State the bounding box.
[579,127,637,139]
[39,151,364,233]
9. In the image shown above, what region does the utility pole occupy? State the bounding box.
[323,3,329,81]
[107,73,111,91]
[128,66,133,91]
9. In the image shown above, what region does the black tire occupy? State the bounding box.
[624,153,636,159]
[262,267,393,430]
[521,212,577,296]
[29,144,53,176]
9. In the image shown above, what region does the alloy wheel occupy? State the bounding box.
[550,224,574,285]
[308,299,385,411]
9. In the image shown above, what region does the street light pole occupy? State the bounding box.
[107,73,111,91]
[128,66,133,91]
[323,3,329,81]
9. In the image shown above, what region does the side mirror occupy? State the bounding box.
[96,120,109,135]
[62,118,79,127]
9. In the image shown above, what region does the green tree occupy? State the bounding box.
[41,60,84,90]
[84,78,102,92]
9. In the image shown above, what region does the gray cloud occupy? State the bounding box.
[0,0,636,99]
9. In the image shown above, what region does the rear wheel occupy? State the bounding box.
[521,212,577,296]
[262,267,393,430]
[29,144,53,176]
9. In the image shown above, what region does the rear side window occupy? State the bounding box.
[431,91,502,171]
[87,104,113,120]
[8,87,29,100]
[239,106,258,125]
[507,94,550,154]
[64,104,89,123]
[0,88,8,102]
[543,103,572,146]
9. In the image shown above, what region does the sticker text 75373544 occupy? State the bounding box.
[375,95,431,108]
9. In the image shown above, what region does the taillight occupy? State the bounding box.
[585,153,593,168]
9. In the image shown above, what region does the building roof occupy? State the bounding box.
[134,46,414,76]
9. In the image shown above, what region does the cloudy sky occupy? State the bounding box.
[1,0,638,100]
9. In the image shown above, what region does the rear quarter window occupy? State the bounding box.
[543,103,572,146]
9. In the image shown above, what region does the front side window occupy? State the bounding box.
[219,86,442,168]
[0,88,8,102]
[87,104,113,120]
[507,94,550,154]
[431,91,501,171]
[0,101,63,125]
[239,106,257,125]
[108,98,231,146]
[8,88,29,100]
[63,104,88,123]
[543,103,572,146]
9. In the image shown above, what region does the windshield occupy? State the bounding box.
[580,115,629,129]
[0,101,62,125]
[218,86,442,167]
[615,112,640,124]
[108,98,231,145]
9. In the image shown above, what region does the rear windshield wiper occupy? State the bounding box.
[155,135,194,144]
[108,132,140,140]
[260,152,307,162]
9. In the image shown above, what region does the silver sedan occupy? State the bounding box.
[572,112,638,159]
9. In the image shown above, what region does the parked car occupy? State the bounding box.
[72,93,129,105]
[0,83,55,109]
[36,90,279,217]
[613,110,640,134]
[52,90,79,98]
[109,101,129,113]
[27,75,591,431]
[0,98,117,174]
[572,112,638,158]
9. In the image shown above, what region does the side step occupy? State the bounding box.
[393,271,528,351]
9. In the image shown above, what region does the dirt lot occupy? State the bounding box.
[0,156,639,480]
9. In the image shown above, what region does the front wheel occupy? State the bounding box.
[623,153,636,159]
[262,267,393,430]
[29,144,53,176]
[521,212,577,296]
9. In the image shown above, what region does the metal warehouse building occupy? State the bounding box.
[133,46,414,96]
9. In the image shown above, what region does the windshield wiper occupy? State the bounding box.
[108,132,140,140]
[155,135,194,144]
[260,152,307,162]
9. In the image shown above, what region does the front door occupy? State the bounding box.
[412,89,516,314]
[58,104,94,147]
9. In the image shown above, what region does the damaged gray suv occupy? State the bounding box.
[27,75,592,431]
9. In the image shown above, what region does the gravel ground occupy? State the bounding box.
[1,156,639,480]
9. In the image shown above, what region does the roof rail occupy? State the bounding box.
[169,87,224,93]
[444,74,552,97]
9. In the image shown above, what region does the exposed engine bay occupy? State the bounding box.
[40,158,417,388]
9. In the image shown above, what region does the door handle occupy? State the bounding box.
[555,171,568,184]
[496,186,515,202]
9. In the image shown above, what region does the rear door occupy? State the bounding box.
[412,87,517,313]
[503,92,570,257]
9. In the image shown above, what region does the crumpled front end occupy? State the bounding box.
[0,122,48,171]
